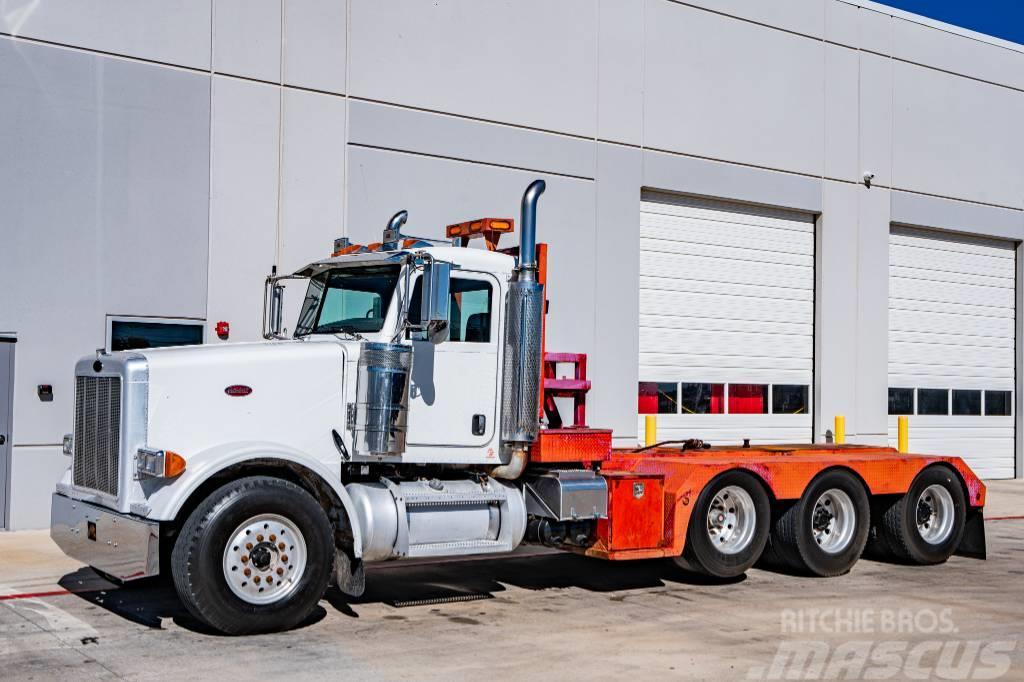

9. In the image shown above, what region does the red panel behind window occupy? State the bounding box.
[729,384,767,414]
[710,383,725,414]
[638,382,659,414]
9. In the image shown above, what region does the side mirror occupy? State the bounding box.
[263,278,287,339]
[420,261,451,343]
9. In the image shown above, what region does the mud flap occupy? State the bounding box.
[334,548,366,597]
[955,508,986,560]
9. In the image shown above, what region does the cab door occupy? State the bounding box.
[405,271,501,459]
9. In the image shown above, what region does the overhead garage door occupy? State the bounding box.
[638,192,816,446]
[888,226,1016,479]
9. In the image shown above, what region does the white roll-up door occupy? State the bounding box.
[638,192,816,446]
[888,226,1016,479]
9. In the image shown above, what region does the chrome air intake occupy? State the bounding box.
[352,342,413,457]
[500,180,546,449]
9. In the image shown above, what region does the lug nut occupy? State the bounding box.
[244,568,251,577]
[241,556,249,563]
[254,576,261,584]
[278,543,285,551]
[269,534,277,542]
[246,542,253,550]
[276,568,284,576]
[281,555,289,563]
[256,534,264,542]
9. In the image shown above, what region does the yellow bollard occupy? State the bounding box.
[834,415,846,444]
[645,415,657,447]
[897,415,909,453]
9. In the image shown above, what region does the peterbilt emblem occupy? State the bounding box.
[225,385,252,397]
[633,482,645,499]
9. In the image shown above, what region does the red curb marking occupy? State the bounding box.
[0,589,70,602]
[986,515,1024,521]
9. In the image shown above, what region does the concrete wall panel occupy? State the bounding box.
[0,38,210,446]
[345,146,597,359]
[643,0,825,176]
[207,77,280,344]
[283,0,347,94]
[642,150,823,214]
[597,0,643,145]
[0,0,212,69]
[859,51,893,188]
[214,0,281,81]
[683,0,825,38]
[348,100,596,180]
[892,16,1024,92]
[279,89,347,275]
[8,446,68,529]
[348,0,598,136]
[824,44,859,182]
[892,61,1024,209]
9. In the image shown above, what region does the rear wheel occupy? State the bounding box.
[171,476,334,635]
[768,469,870,577]
[676,470,770,578]
[879,465,966,565]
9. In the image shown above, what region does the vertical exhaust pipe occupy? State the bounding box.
[494,180,546,479]
[517,179,546,279]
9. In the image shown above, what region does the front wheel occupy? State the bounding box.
[675,470,770,578]
[171,476,334,635]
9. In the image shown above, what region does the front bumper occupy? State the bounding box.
[49,493,160,581]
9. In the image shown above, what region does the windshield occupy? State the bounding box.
[294,264,402,336]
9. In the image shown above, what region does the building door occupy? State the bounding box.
[638,192,816,446]
[888,226,1016,479]
[0,338,14,529]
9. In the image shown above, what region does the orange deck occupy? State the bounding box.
[583,444,986,561]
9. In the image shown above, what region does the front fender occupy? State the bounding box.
[143,441,364,558]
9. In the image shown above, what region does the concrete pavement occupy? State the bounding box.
[1,480,1022,680]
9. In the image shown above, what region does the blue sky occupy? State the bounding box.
[872,0,1024,46]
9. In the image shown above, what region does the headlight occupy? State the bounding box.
[62,433,74,456]
[136,448,187,479]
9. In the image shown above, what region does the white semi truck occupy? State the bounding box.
[51,181,987,635]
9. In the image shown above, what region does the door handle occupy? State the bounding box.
[472,415,486,436]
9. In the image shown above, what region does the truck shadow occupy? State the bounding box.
[59,551,738,633]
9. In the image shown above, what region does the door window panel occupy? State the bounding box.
[638,382,678,414]
[952,390,982,416]
[984,391,1012,416]
[772,385,808,415]
[917,389,949,415]
[409,277,493,343]
[888,388,914,415]
[679,383,724,414]
[729,384,768,414]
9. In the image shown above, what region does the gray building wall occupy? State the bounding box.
[1,0,1022,529]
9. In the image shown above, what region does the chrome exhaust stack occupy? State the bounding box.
[496,180,546,475]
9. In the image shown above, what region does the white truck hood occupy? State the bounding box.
[141,339,352,472]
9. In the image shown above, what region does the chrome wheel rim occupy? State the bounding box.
[917,484,955,545]
[811,488,857,554]
[706,485,757,555]
[223,514,307,605]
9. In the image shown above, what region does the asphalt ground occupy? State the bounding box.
[2,479,1022,680]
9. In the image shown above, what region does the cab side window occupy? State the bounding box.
[409,278,493,342]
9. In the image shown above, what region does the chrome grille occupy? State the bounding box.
[73,375,122,496]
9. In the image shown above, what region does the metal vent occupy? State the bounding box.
[73,375,122,496]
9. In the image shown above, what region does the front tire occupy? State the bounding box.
[675,470,770,578]
[878,465,966,565]
[171,476,334,635]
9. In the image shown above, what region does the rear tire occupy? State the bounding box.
[171,476,334,635]
[879,465,966,565]
[676,470,770,578]
[767,469,870,577]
